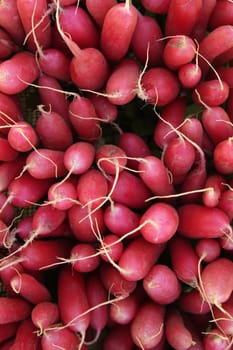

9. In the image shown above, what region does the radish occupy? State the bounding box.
[63,141,95,175]
[99,234,124,263]
[0,323,19,345]
[141,0,171,14]
[218,189,233,220]
[191,0,217,41]
[0,137,18,162]
[209,0,233,29]
[103,325,134,350]
[0,297,32,324]
[213,137,233,174]
[0,28,19,60]
[31,301,59,334]
[9,318,41,350]
[203,328,232,350]
[178,63,202,89]
[47,179,77,211]
[192,80,229,107]
[41,327,87,350]
[195,238,221,263]
[7,121,39,152]
[0,0,25,45]
[213,294,233,335]
[87,93,118,123]
[0,92,23,135]
[96,144,127,175]
[109,290,139,325]
[86,0,117,27]
[38,48,71,82]
[178,289,210,315]
[100,0,138,61]
[70,243,100,273]
[202,174,225,208]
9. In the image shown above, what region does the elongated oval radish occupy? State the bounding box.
[86,0,117,27]
[70,243,100,273]
[41,327,87,350]
[0,297,32,324]
[213,137,233,174]
[9,318,41,350]
[7,121,39,152]
[31,301,59,333]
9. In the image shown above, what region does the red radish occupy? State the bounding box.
[178,289,210,315]
[68,204,106,242]
[76,168,108,209]
[213,294,233,335]
[131,13,164,67]
[179,117,203,147]
[35,110,73,151]
[63,141,95,175]
[58,265,90,341]
[0,52,39,94]
[195,238,221,263]
[0,193,15,226]
[19,238,73,271]
[47,180,77,211]
[153,96,186,149]
[7,121,39,152]
[118,237,165,281]
[41,327,87,350]
[0,137,18,162]
[143,264,181,304]
[209,0,233,29]
[17,0,51,52]
[178,63,202,89]
[25,148,66,179]
[10,272,51,305]
[141,0,171,14]
[100,234,124,263]
[165,307,194,350]
[87,93,118,123]
[0,220,12,250]
[31,301,59,334]
[200,258,233,305]
[68,96,101,142]
[0,92,23,135]
[96,144,127,175]
[109,170,152,210]
[192,80,229,107]
[0,258,24,296]
[163,35,196,70]
[218,189,233,220]
[0,0,25,45]
[177,204,231,239]
[86,274,108,342]
[191,0,217,41]
[0,338,15,350]
[105,58,140,105]
[169,235,199,286]
[9,318,41,350]
[118,131,152,170]
[0,297,32,324]
[99,263,136,297]
[110,291,139,325]
[38,74,70,123]
[203,328,231,350]
[70,243,100,273]
[138,67,180,106]
[165,0,203,36]
[0,28,19,60]
[38,48,71,82]
[213,137,233,174]
[103,325,134,350]
[86,0,117,27]
[103,202,140,237]
[100,0,138,61]
[202,174,225,208]
[0,323,19,345]
[130,301,165,349]
[140,202,179,244]
[8,172,52,208]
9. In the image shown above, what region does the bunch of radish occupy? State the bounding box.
[1,0,233,349]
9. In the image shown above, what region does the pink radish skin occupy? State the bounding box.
[131,13,164,67]
[26,149,66,179]
[41,327,87,350]
[203,328,231,350]
[100,2,138,61]
[0,137,18,161]
[0,28,19,60]
[139,67,180,106]
[143,264,181,305]
[193,80,229,107]
[213,137,233,174]
[96,144,127,175]
[195,238,221,263]
[200,257,233,305]
[165,308,194,350]
[86,0,117,27]
[213,294,233,335]
[103,325,134,350]
[0,92,23,135]
[110,291,139,325]
[68,204,106,242]
[191,0,217,41]
[19,238,73,271]
[202,174,225,208]
[38,48,71,82]
[105,58,140,105]
[99,263,136,297]
[178,204,231,238]
[7,121,39,152]
[10,273,51,305]
[48,180,77,211]
[169,236,199,286]
[35,110,73,151]
[87,93,118,123]
[31,301,59,332]
[209,0,233,29]
[58,265,90,337]
[17,0,51,52]
[103,203,140,237]
[178,289,211,315]
[140,203,179,244]
[9,318,41,350]
[0,193,15,226]
[0,258,24,297]
[118,237,165,281]
[138,155,174,196]
[0,323,19,345]
[179,118,204,148]
[63,141,95,175]
[0,52,39,94]
[0,298,32,324]
[218,189,233,220]
[130,301,165,349]
[0,0,25,45]
[178,63,202,89]
[100,234,124,263]
[70,243,100,273]
[141,0,171,13]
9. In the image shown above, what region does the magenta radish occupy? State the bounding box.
[202,174,225,208]
[41,327,87,350]
[7,121,39,152]
[70,243,100,273]
[213,137,233,174]
[0,92,23,135]
[165,307,194,350]
[103,202,140,237]
[130,301,165,349]
[47,180,77,211]
[140,202,179,244]
[96,144,127,175]
[218,189,233,220]
[0,137,18,162]
[143,264,181,305]
[100,0,138,61]
[0,52,39,95]
[213,294,233,335]
[109,291,139,325]
[141,0,171,13]
[131,13,164,67]
[0,0,25,45]
[31,301,59,334]
[179,117,203,148]
[195,238,221,263]
[103,325,134,350]
[105,58,140,105]
[0,323,19,345]
[38,48,71,82]
[63,141,95,175]
[9,318,41,350]
[100,234,124,263]
[0,193,14,226]
[68,204,106,242]
[118,237,165,281]
[203,328,231,350]
[87,93,118,123]
[178,289,210,315]
[138,66,180,106]
[0,297,32,324]
[58,265,90,340]
[177,204,231,238]
[0,28,19,60]
[35,110,73,151]
[192,79,229,107]
[190,0,217,41]
[209,0,233,29]
[178,63,202,89]
[86,0,117,27]
[10,272,51,304]
[25,148,66,179]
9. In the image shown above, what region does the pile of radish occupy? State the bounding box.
[1,0,233,349]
